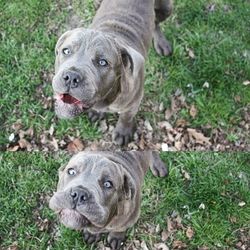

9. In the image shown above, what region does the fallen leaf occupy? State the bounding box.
[8,133,15,142]
[181,169,191,180]
[229,216,237,223]
[161,230,170,241]
[202,82,209,88]
[7,145,19,152]
[161,143,169,151]
[7,241,19,250]
[186,227,194,240]
[206,3,216,12]
[198,247,209,250]
[187,48,195,59]
[18,138,32,151]
[172,240,187,249]
[198,203,205,210]
[144,120,153,131]
[141,241,149,250]
[49,124,55,136]
[67,138,84,153]
[176,119,188,127]
[158,121,173,130]
[187,128,211,145]
[238,201,246,207]
[154,243,169,250]
[174,141,182,151]
[243,80,250,86]
[190,104,198,118]
[99,120,108,133]
[165,108,173,120]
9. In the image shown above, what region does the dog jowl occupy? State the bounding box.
[52,0,173,145]
[49,151,168,249]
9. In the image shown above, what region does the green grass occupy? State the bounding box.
[1,0,250,147]
[0,152,249,249]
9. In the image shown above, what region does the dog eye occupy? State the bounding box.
[103,181,113,188]
[98,59,108,66]
[62,48,71,55]
[67,168,76,176]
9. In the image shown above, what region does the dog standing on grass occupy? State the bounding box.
[52,0,173,145]
[49,151,168,249]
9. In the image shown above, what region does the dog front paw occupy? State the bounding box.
[107,232,126,250]
[112,122,135,146]
[87,110,106,123]
[153,29,172,56]
[83,229,101,244]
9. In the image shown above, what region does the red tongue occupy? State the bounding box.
[60,94,80,104]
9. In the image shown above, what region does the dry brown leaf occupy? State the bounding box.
[154,243,169,250]
[7,241,19,250]
[187,128,211,145]
[165,108,173,120]
[190,104,198,118]
[18,138,32,150]
[229,216,237,223]
[50,137,59,151]
[12,120,22,131]
[67,138,84,153]
[49,124,55,136]
[7,145,20,152]
[158,121,173,130]
[161,230,170,241]
[198,247,209,250]
[167,217,174,233]
[141,241,149,250]
[186,227,194,240]
[172,240,187,249]
[174,141,182,151]
[176,119,188,127]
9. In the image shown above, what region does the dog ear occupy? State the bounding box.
[119,45,145,93]
[122,173,136,201]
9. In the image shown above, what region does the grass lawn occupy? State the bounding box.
[0,0,250,150]
[0,152,249,249]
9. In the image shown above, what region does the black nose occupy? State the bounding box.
[70,187,90,206]
[63,71,81,88]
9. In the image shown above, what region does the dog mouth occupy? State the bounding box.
[58,208,90,229]
[55,93,90,110]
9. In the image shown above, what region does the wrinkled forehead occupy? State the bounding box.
[61,29,119,58]
[67,153,119,175]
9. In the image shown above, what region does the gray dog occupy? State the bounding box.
[52,0,173,145]
[49,151,168,249]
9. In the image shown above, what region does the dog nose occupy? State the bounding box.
[70,187,90,206]
[63,71,81,88]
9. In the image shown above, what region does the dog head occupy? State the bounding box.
[52,28,144,119]
[49,152,136,231]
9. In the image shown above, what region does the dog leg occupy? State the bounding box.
[153,0,173,56]
[150,151,168,177]
[112,111,136,146]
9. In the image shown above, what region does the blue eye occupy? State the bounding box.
[98,59,108,66]
[67,168,76,176]
[103,181,113,188]
[62,48,71,55]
